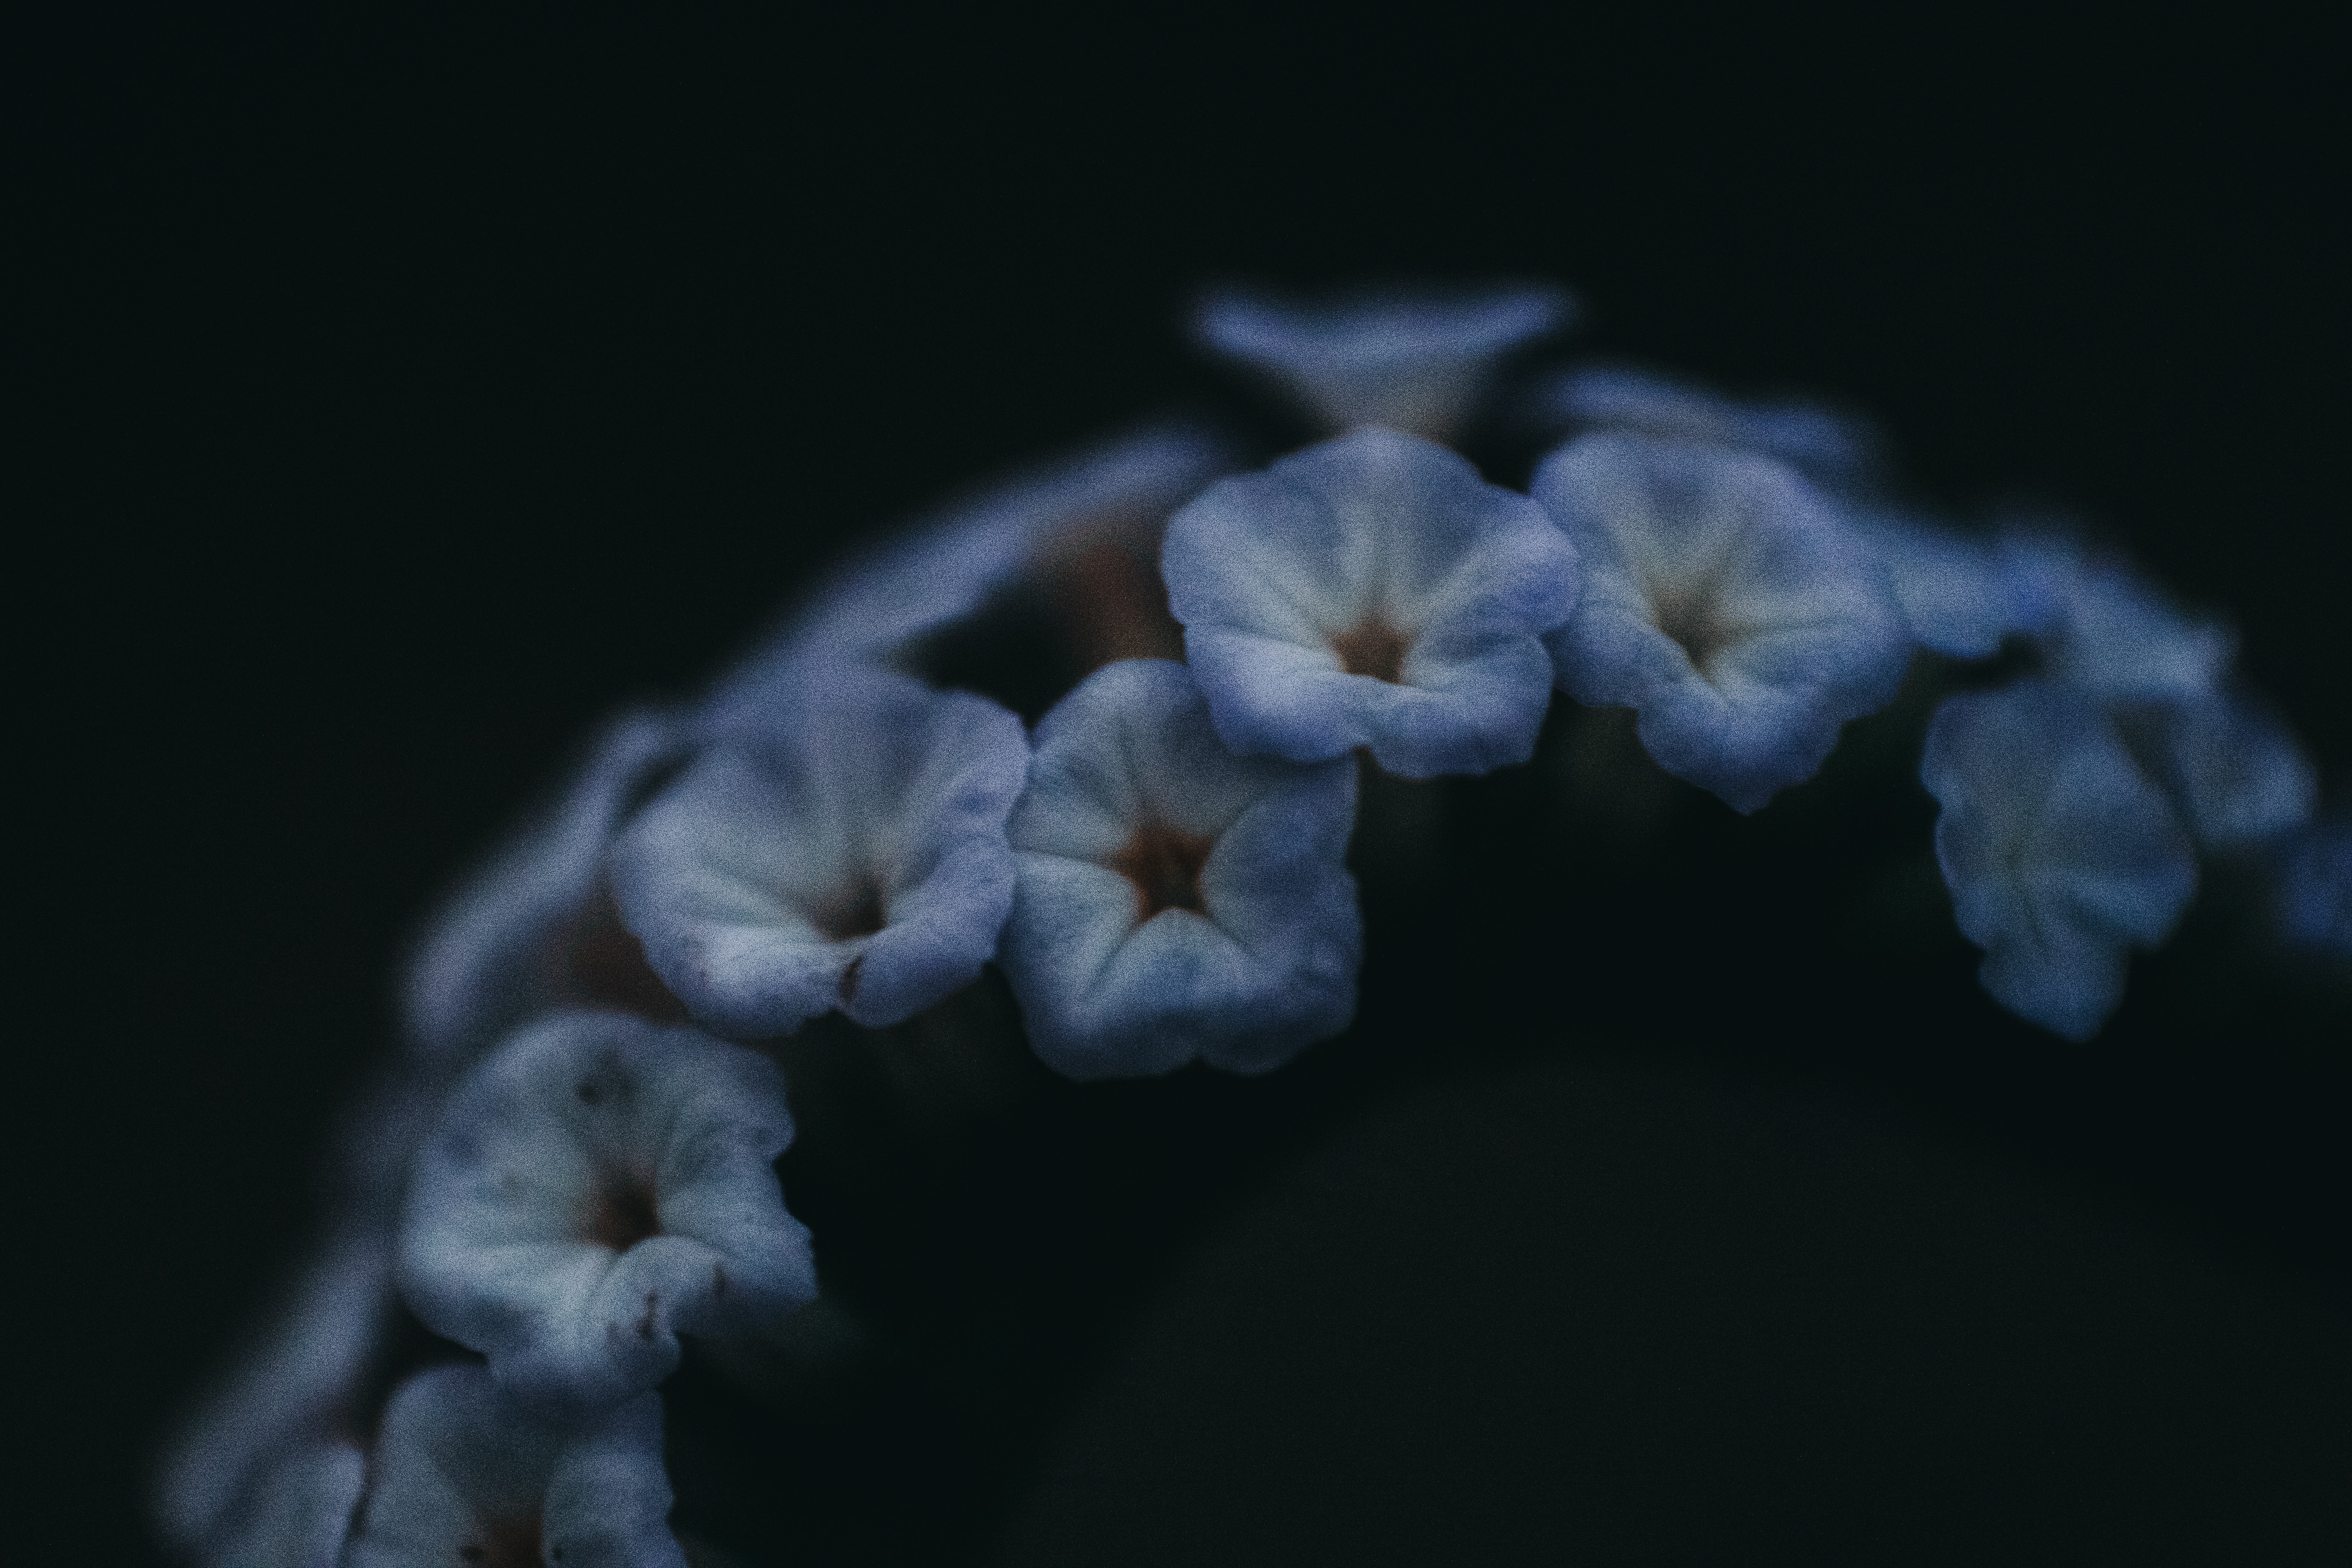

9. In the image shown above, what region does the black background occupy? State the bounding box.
[20,10,2349,1563]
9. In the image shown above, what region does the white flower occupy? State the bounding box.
[1535,432,1909,812]
[612,669,1028,1037]
[1000,660,1361,1079]
[1163,427,1580,778]
[399,1013,816,1407]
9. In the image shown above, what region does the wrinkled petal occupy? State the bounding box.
[346,1365,685,1568]
[1001,660,1361,1080]
[1536,433,1909,812]
[400,708,691,1066]
[156,1232,397,1554]
[1527,361,1884,490]
[1923,681,2199,1040]
[400,1013,816,1407]
[1164,427,1579,778]
[707,424,1234,721]
[613,669,1027,1036]
[1193,282,1575,441]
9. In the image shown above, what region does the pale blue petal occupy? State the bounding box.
[203,1440,365,1568]
[707,424,1234,724]
[612,669,1027,1035]
[399,1013,816,1408]
[155,1232,397,1555]
[1193,282,1576,440]
[1853,513,2057,659]
[2135,685,2316,852]
[345,1366,685,1568]
[400,709,690,1066]
[1529,361,1883,490]
[1923,681,2199,1040]
[1001,661,1361,1080]
[1536,433,1909,812]
[1164,427,1579,778]
[2274,817,2352,959]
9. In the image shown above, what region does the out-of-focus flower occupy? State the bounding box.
[202,1439,365,1568]
[344,1365,685,1568]
[2008,532,2236,705]
[1535,433,1909,812]
[1526,361,1884,490]
[706,424,1235,724]
[1001,660,1360,1080]
[1852,514,2056,660]
[1192,283,1575,441]
[1921,680,2199,1040]
[2274,815,2352,959]
[399,1014,816,1408]
[401,708,692,1067]
[2131,684,2317,853]
[612,669,1027,1037]
[1163,427,1579,779]
[156,1232,397,1557]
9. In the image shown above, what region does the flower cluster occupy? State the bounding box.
[162,282,2343,1565]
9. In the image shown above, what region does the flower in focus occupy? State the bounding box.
[401,707,692,1067]
[1535,432,1910,812]
[612,669,1027,1037]
[1527,361,1884,491]
[1921,680,2199,1039]
[1000,659,1361,1079]
[1162,427,1579,779]
[1192,282,1575,441]
[344,1365,684,1568]
[399,1013,816,1407]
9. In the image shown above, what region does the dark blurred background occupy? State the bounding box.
[20,9,2348,1563]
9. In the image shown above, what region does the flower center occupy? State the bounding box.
[460,1511,543,1568]
[1331,617,1410,683]
[586,1170,661,1252]
[1110,819,1217,921]
[817,875,889,941]
[558,886,691,1023]
[1650,587,1738,676]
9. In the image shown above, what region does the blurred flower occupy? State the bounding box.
[2130,683,2316,853]
[401,707,692,1067]
[344,1365,683,1568]
[1852,514,2056,660]
[1536,432,1909,812]
[1001,660,1360,1079]
[1921,680,2199,1039]
[156,1232,397,1558]
[201,1439,365,1568]
[2008,532,2235,705]
[1192,282,1575,441]
[706,423,1234,721]
[1527,361,1883,490]
[399,1013,815,1408]
[1164,427,1579,778]
[612,669,1027,1037]
[2274,815,2352,959]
